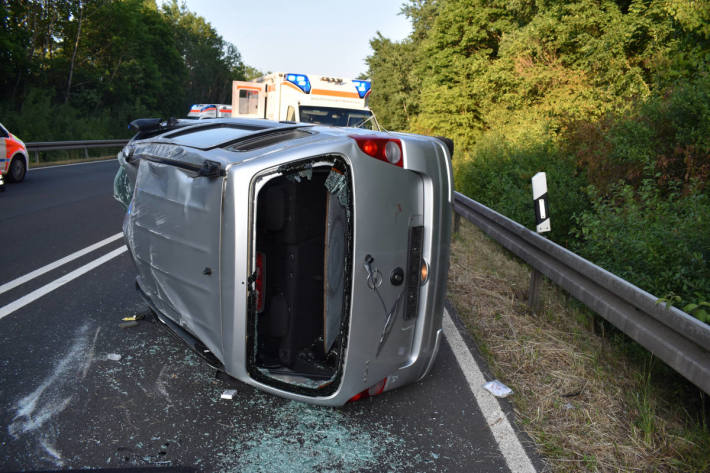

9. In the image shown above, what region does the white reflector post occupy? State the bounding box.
[531,172,550,233]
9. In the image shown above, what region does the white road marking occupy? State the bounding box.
[0,246,127,320]
[443,309,537,473]
[28,158,117,171]
[0,232,124,295]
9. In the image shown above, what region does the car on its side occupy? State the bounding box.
[0,122,28,184]
[114,117,453,405]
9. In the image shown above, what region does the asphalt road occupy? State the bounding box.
[0,160,541,472]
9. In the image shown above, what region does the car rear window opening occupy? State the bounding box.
[248,157,352,395]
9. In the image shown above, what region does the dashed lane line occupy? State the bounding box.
[0,246,127,321]
[443,309,538,473]
[0,232,124,295]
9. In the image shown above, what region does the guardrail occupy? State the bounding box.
[26,139,129,162]
[453,191,710,396]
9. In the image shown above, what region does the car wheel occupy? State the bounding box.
[8,156,26,183]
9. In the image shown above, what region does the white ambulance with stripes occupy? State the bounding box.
[1,122,28,187]
[187,104,233,119]
[232,73,377,129]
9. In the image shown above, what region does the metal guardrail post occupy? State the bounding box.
[527,269,543,314]
[453,191,710,395]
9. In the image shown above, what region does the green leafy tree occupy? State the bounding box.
[366,34,418,130]
[162,0,247,106]
[0,0,252,139]
[367,0,710,319]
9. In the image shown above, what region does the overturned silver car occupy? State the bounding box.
[114,118,452,405]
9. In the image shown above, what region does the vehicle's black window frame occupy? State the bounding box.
[298,106,373,128]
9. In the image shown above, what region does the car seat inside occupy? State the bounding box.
[251,162,350,391]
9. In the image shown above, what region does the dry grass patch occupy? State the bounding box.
[448,219,709,472]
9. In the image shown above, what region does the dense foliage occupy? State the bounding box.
[367,0,710,318]
[0,0,249,140]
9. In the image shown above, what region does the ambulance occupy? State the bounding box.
[232,73,378,129]
[187,104,233,119]
[0,122,28,185]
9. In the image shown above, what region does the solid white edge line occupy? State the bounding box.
[0,246,127,321]
[28,158,117,171]
[0,233,124,295]
[442,309,537,473]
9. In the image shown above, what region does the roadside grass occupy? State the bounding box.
[448,219,710,472]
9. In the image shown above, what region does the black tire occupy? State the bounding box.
[8,156,26,183]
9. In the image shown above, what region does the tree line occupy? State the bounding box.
[366,0,710,321]
[0,0,257,140]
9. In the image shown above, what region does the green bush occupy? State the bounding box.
[456,133,589,245]
[571,179,710,320]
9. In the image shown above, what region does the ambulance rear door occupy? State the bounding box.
[232,81,266,119]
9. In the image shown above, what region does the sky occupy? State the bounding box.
[163,0,412,79]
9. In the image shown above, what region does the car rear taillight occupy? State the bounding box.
[349,135,403,167]
[255,252,265,313]
[348,378,388,402]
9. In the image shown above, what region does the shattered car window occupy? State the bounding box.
[113,163,132,210]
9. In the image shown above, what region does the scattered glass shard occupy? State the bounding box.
[221,389,237,400]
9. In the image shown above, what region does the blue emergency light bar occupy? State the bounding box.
[286,73,311,93]
[352,80,371,99]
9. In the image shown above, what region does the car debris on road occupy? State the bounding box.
[483,380,513,398]
[220,389,238,400]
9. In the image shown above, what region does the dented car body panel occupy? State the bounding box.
[115,118,452,405]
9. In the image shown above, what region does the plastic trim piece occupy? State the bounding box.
[128,154,226,177]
